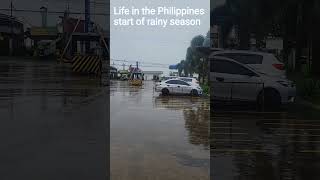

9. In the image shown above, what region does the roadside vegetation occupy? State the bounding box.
[176,34,210,95]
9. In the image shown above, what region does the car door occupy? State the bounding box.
[210,59,232,101]
[178,80,192,94]
[166,80,180,94]
[211,58,261,102]
[223,61,261,101]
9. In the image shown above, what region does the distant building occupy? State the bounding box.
[0,13,24,55]
[142,71,163,81]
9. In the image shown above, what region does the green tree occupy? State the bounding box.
[177,60,185,77]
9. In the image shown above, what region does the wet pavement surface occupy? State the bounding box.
[110,80,210,180]
[2,57,320,180]
[0,57,108,180]
[211,108,320,180]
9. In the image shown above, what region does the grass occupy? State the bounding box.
[200,83,209,96]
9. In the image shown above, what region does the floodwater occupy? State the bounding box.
[2,57,320,180]
[0,57,108,179]
[110,80,210,180]
[211,109,320,180]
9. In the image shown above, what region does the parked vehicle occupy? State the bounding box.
[160,76,178,81]
[155,79,203,96]
[211,50,285,77]
[129,66,143,86]
[177,77,199,85]
[120,75,128,81]
[37,40,56,57]
[210,56,296,108]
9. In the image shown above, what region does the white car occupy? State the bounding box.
[161,76,178,81]
[177,77,199,85]
[210,56,296,108]
[211,50,285,77]
[155,79,203,96]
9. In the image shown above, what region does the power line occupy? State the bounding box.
[111,58,172,66]
[111,63,169,68]
[0,8,109,16]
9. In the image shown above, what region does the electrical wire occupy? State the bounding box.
[0,8,109,16]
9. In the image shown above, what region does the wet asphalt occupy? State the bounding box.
[1,57,320,180]
[0,57,108,180]
[110,80,210,180]
[211,108,320,179]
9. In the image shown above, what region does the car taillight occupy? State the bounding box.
[272,64,285,70]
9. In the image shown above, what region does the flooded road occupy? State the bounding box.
[211,109,320,180]
[110,80,210,180]
[3,57,319,179]
[0,57,108,179]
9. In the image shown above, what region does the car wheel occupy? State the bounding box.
[257,88,281,111]
[191,89,199,96]
[162,88,169,96]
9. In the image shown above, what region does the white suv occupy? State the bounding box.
[210,56,296,108]
[211,50,285,77]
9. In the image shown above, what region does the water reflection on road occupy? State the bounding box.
[211,108,320,180]
[0,58,108,179]
[111,80,209,180]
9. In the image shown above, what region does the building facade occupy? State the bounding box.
[0,13,24,55]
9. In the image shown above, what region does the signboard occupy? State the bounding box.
[31,27,58,36]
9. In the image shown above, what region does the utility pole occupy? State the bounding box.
[9,1,13,56]
[136,61,139,69]
[122,63,126,70]
[85,0,90,53]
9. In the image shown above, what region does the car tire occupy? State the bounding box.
[162,88,169,96]
[191,89,199,96]
[257,88,281,111]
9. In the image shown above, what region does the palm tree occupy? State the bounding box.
[185,47,193,77]
[177,60,185,77]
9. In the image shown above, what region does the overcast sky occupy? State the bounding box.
[110,0,210,73]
